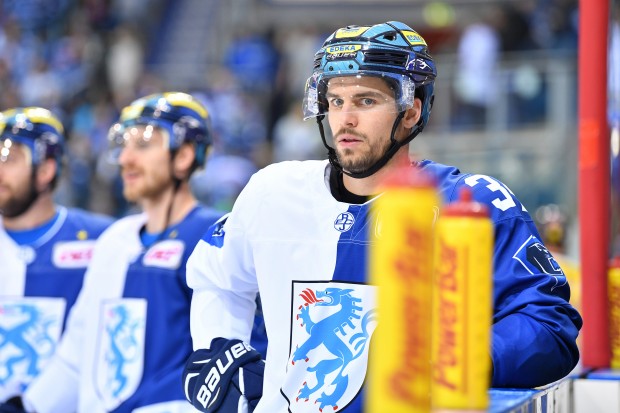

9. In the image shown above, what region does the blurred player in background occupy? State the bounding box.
[0,107,113,407]
[535,203,581,312]
[183,21,582,413]
[0,92,247,413]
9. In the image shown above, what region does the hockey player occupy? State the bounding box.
[183,22,582,413]
[0,107,113,405]
[1,92,240,413]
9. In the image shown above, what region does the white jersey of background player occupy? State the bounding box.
[184,22,581,413]
[0,108,113,404]
[12,93,231,413]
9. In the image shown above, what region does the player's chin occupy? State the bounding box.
[341,159,374,175]
[122,187,141,203]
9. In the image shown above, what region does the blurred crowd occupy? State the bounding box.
[451,0,579,130]
[0,0,595,218]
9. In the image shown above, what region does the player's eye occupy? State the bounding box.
[328,97,344,108]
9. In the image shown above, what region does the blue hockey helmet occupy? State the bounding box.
[302,21,437,178]
[303,21,437,129]
[0,107,65,183]
[110,92,212,170]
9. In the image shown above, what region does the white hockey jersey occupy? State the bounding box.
[25,206,222,413]
[187,160,581,413]
[0,207,112,401]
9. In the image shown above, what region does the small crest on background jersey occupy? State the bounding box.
[17,246,36,264]
[53,240,95,268]
[143,239,184,269]
[281,281,377,412]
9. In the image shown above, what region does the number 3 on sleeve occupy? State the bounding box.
[464,174,524,212]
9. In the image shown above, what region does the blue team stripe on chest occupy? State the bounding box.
[332,204,372,283]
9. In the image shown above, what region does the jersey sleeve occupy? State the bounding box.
[458,174,582,387]
[490,217,582,387]
[187,178,262,350]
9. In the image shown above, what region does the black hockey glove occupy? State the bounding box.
[183,338,265,413]
[0,397,26,413]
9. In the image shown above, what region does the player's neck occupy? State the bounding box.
[2,194,56,231]
[141,184,197,233]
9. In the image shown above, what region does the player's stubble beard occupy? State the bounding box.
[334,128,391,175]
[122,164,174,203]
[0,177,40,218]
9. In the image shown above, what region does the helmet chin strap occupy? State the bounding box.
[149,152,184,246]
[317,112,423,179]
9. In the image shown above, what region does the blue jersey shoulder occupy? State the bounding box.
[176,206,225,248]
[62,208,114,239]
[192,205,225,226]
[418,160,533,224]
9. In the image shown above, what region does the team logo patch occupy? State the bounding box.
[326,44,361,54]
[52,240,96,268]
[406,57,430,72]
[202,216,228,248]
[143,239,185,269]
[325,44,361,60]
[17,246,36,265]
[334,212,355,233]
[513,235,567,290]
[0,297,66,400]
[95,298,147,411]
[281,282,377,412]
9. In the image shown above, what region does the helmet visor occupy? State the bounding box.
[106,122,170,164]
[302,71,416,120]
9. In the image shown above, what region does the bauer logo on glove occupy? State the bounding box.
[184,338,265,413]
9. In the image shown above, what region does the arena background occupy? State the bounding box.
[1,0,617,264]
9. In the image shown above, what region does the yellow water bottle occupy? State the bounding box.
[431,187,493,410]
[367,166,440,413]
[609,257,620,369]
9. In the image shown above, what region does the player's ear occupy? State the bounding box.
[173,144,195,180]
[402,98,422,129]
[36,158,56,191]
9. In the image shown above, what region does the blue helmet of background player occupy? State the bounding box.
[0,107,65,188]
[302,21,437,178]
[108,92,212,174]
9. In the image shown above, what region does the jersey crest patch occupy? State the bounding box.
[513,235,567,290]
[334,212,355,233]
[95,298,147,411]
[143,239,185,269]
[281,282,377,412]
[52,240,96,268]
[0,297,66,400]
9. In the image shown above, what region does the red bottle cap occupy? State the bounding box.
[442,186,489,217]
